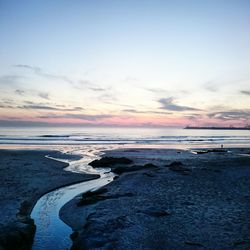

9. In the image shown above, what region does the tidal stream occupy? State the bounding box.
[31,146,115,250]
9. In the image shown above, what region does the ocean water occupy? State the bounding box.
[0,126,249,149]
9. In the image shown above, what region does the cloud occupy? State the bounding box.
[21,105,58,110]
[124,76,138,82]
[15,88,50,100]
[207,110,250,121]
[89,86,107,91]
[0,119,86,127]
[145,88,168,94]
[74,80,107,92]
[0,104,15,109]
[0,99,16,109]
[19,104,84,112]
[185,114,203,120]
[38,92,50,100]
[0,119,117,127]
[14,64,108,92]
[122,109,171,115]
[0,75,23,85]
[158,97,200,111]
[0,120,50,127]
[15,89,25,95]
[38,113,113,121]
[13,64,73,84]
[240,90,250,95]
[97,92,118,104]
[203,80,219,92]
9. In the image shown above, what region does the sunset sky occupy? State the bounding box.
[0,0,249,127]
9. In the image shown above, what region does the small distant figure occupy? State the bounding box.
[221,144,223,148]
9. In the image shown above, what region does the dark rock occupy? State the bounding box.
[82,188,108,199]
[113,165,142,174]
[0,221,36,250]
[72,215,129,250]
[89,157,133,168]
[113,163,157,175]
[143,172,155,177]
[213,169,222,173]
[209,148,227,153]
[195,150,209,154]
[144,163,158,168]
[195,148,227,154]
[18,200,31,217]
[181,201,195,206]
[168,161,184,167]
[166,161,191,174]
[77,192,134,207]
[233,239,250,246]
[137,208,171,217]
[185,241,204,247]
[70,231,79,241]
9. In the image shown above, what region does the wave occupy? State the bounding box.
[39,135,71,138]
[0,136,250,146]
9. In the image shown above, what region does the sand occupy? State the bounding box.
[60,148,250,249]
[0,149,99,250]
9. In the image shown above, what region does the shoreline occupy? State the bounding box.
[60,147,250,249]
[0,149,99,250]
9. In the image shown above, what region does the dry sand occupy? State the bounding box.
[0,149,99,250]
[60,148,250,249]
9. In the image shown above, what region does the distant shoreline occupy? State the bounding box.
[185,126,250,130]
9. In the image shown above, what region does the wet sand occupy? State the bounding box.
[0,149,99,250]
[60,148,250,249]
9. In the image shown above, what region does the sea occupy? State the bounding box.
[0,126,249,149]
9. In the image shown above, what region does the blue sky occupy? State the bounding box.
[0,0,249,126]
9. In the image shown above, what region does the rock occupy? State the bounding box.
[77,191,134,207]
[113,165,142,174]
[82,188,108,199]
[143,172,155,177]
[181,201,195,206]
[185,241,204,247]
[18,200,31,216]
[113,163,157,175]
[195,150,209,154]
[166,161,191,174]
[195,148,227,154]
[137,208,171,217]
[89,157,133,168]
[72,215,129,250]
[213,169,222,173]
[70,231,79,241]
[233,239,250,246]
[144,163,158,168]
[209,149,227,153]
[168,161,184,167]
[0,221,36,250]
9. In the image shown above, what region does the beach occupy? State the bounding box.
[60,148,250,249]
[0,150,99,250]
[0,137,250,249]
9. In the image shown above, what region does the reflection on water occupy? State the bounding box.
[1,127,250,147]
[31,146,114,250]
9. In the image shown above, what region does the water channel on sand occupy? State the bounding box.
[31,146,115,250]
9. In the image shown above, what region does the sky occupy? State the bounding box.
[0,0,249,127]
